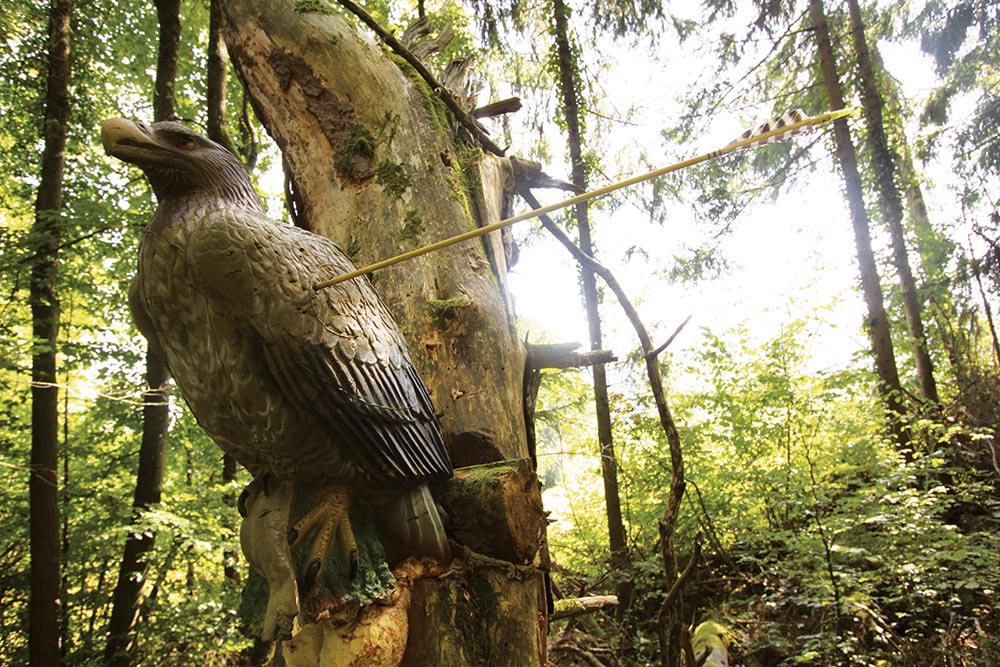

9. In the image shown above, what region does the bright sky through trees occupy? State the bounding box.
[506,29,948,378]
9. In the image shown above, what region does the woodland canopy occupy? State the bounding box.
[2,0,999,665]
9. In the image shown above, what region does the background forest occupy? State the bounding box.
[2,0,999,665]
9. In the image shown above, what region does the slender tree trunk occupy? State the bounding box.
[971,254,1000,367]
[153,0,180,121]
[809,0,911,455]
[550,0,631,614]
[28,2,71,664]
[847,0,939,406]
[207,0,238,155]
[104,358,170,666]
[105,5,179,664]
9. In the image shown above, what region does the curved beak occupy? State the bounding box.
[101,118,148,155]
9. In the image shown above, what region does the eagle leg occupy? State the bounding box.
[287,487,359,593]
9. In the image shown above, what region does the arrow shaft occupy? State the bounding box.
[314,107,856,289]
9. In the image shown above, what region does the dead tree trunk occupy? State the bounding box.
[220,0,545,663]
[222,0,526,463]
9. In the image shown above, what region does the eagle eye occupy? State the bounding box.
[163,131,198,150]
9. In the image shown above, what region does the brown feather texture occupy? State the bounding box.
[102,118,452,561]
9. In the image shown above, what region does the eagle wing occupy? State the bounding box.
[185,208,451,485]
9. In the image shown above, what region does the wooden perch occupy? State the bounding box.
[436,458,549,567]
[550,595,619,621]
[527,342,616,370]
[402,459,550,666]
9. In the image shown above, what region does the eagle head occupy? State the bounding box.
[101,118,255,204]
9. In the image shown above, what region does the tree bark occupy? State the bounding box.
[220,0,543,662]
[29,2,72,664]
[847,0,939,406]
[809,0,911,455]
[105,4,179,663]
[152,0,180,121]
[550,0,632,614]
[207,0,239,155]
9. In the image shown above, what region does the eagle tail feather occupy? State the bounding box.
[378,484,451,566]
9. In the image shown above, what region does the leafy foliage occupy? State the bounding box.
[2,1,999,666]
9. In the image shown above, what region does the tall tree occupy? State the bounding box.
[549,0,631,612]
[847,0,939,406]
[28,1,72,664]
[207,0,238,155]
[104,2,179,663]
[152,0,180,122]
[809,0,911,454]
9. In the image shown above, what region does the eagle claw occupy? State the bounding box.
[303,559,322,593]
[287,487,359,590]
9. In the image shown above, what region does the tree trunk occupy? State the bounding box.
[207,0,239,155]
[152,0,180,121]
[847,0,939,406]
[220,0,543,662]
[104,355,170,666]
[105,5,179,663]
[28,2,71,664]
[550,0,631,614]
[221,0,527,463]
[809,0,911,455]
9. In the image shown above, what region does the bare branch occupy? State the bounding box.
[527,342,616,369]
[647,315,693,360]
[550,595,619,621]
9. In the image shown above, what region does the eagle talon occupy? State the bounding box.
[287,487,359,589]
[303,559,322,593]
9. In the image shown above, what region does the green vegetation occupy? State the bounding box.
[3,0,999,665]
[398,209,424,247]
[334,122,376,181]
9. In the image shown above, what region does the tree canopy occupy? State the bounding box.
[2,0,998,665]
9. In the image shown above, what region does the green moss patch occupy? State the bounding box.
[375,160,411,199]
[294,0,336,15]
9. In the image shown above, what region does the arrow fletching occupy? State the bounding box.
[729,108,811,148]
